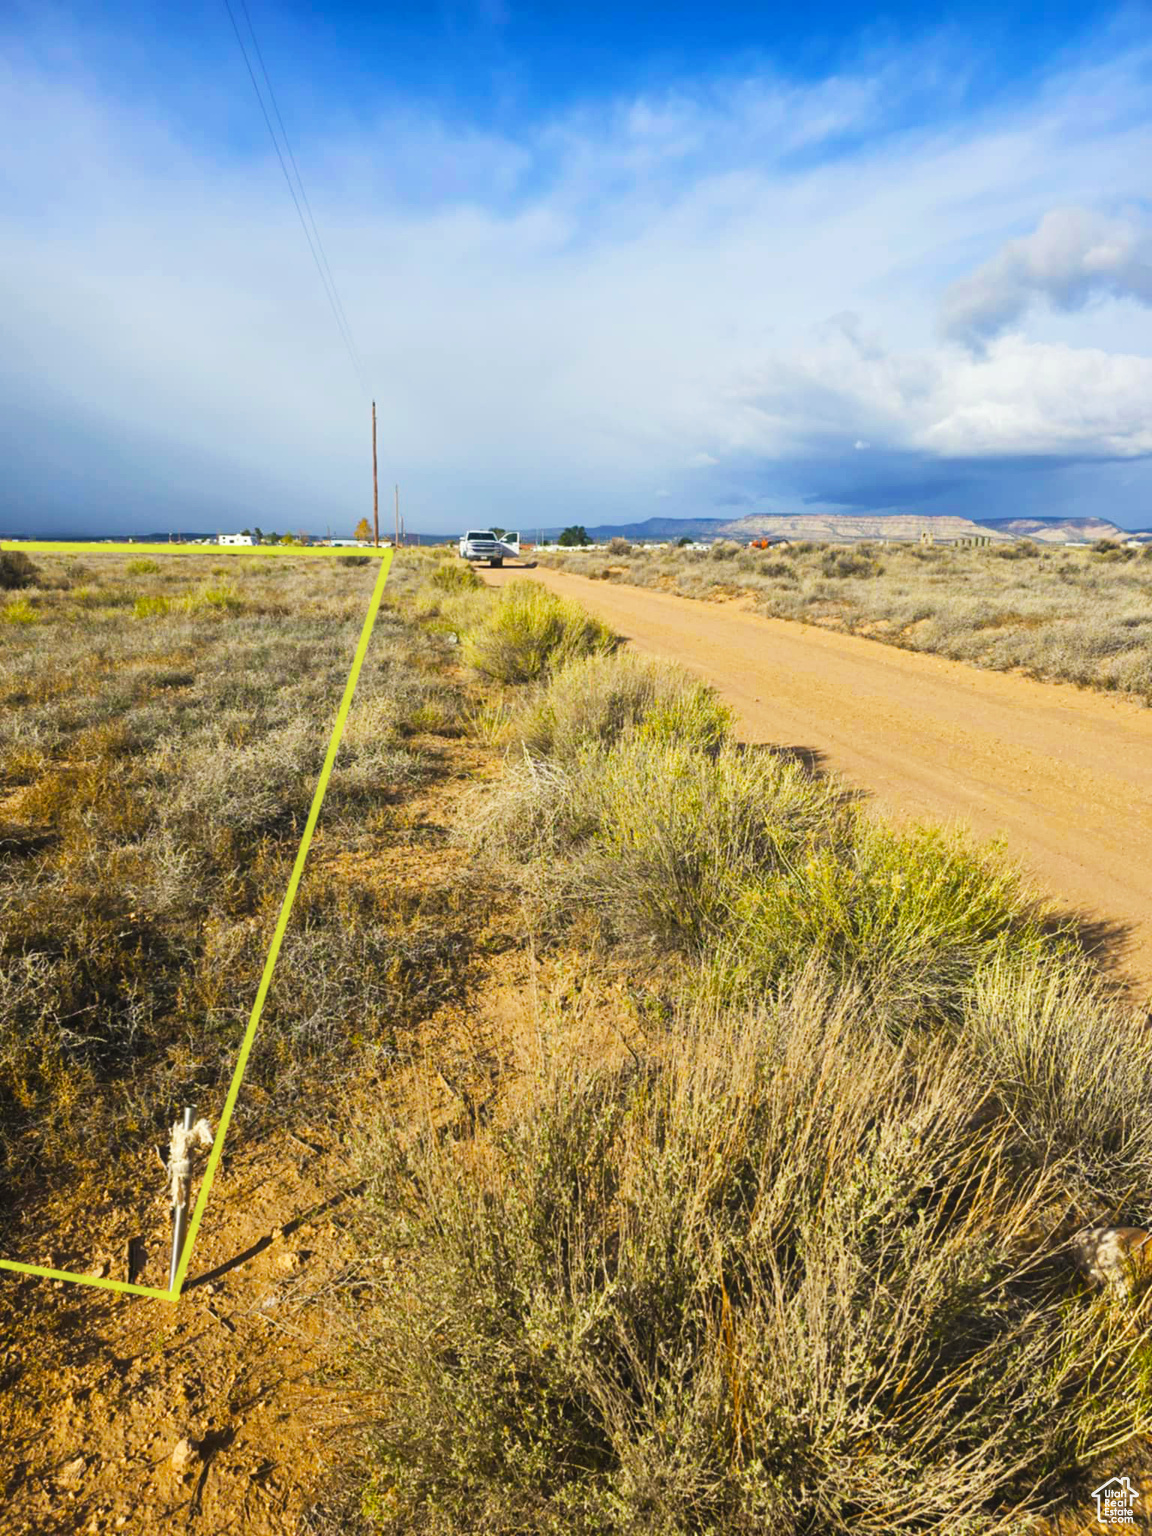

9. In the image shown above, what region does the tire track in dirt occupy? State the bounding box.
[482,563,1152,995]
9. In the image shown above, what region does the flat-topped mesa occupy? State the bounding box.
[717,512,1133,545]
[1071,1226,1152,1289]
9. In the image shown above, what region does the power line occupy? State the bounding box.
[236,0,366,392]
[222,0,370,399]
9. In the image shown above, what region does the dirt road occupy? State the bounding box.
[483,563,1152,994]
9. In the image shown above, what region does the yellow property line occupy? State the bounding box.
[6,541,392,558]
[0,545,394,1301]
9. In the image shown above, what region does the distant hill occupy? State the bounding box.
[534,516,729,542]
[973,516,1130,544]
[536,512,1011,545]
[718,512,1018,544]
[532,510,1149,547]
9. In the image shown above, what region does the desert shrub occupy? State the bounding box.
[1,597,37,625]
[126,558,161,575]
[542,532,1152,701]
[721,818,1058,1033]
[356,967,1148,1535]
[820,552,883,579]
[606,537,633,555]
[479,696,1066,1033]
[431,561,481,593]
[133,594,171,619]
[961,955,1152,1209]
[0,551,39,590]
[993,541,1041,559]
[708,539,741,561]
[476,736,842,953]
[516,651,732,762]
[420,585,491,637]
[339,554,372,566]
[181,580,241,613]
[463,581,617,684]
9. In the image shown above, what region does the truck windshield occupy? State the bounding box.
[466,531,495,540]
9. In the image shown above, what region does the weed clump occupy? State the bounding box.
[133,594,170,619]
[431,561,482,593]
[820,551,883,579]
[721,816,1056,1031]
[994,540,1042,559]
[181,580,241,613]
[0,551,39,590]
[516,651,732,761]
[464,581,617,683]
[2,597,37,625]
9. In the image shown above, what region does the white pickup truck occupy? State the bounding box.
[458,529,519,567]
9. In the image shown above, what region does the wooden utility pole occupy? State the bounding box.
[394,483,399,548]
[371,401,379,548]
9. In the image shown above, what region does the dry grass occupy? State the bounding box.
[539,540,1152,701]
[462,581,618,683]
[0,552,471,1226]
[355,963,1152,1534]
[468,672,1062,1031]
[351,637,1152,1534]
[514,650,732,761]
[12,544,1148,1530]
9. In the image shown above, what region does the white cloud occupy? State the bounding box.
[940,206,1152,345]
[2,27,1152,531]
[727,328,1152,462]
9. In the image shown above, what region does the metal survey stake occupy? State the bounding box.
[169,1106,195,1290]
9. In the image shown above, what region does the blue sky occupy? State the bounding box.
[2,0,1151,535]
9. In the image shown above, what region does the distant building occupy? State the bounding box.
[217,533,255,546]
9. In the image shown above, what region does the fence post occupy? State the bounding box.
[169,1105,195,1290]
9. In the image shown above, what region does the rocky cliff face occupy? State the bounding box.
[717,512,1017,543]
[976,516,1129,543]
